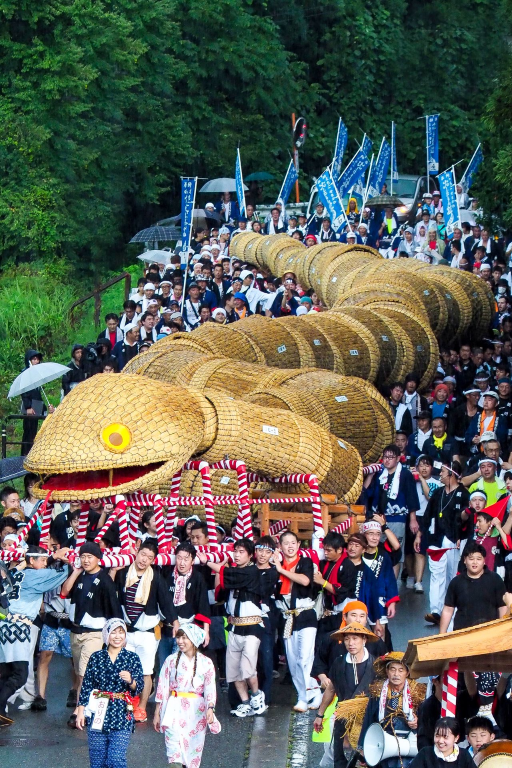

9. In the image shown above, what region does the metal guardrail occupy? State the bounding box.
[69,271,132,326]
[0,415,38,481]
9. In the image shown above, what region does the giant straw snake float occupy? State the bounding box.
[26,237,494,504]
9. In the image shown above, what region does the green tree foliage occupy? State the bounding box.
[0,0,510,278]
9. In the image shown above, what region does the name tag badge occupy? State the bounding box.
[91,698,109,731]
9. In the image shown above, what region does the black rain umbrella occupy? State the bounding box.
[129,226,180,243]
[366,194,404,210]
[245,172,275,182]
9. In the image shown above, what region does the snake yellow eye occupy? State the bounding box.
[100,423,132,453]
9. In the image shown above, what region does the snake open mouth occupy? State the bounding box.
[39,462,165,493]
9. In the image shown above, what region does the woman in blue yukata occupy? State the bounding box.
[76,618,144,768]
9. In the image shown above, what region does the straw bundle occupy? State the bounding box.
[230,231,260,261]
[276,369,395,464]
[334,695,369,749]
[332,306,406,388]
[232,315,304,369]
[28,374,364,502]
[201,389,363,502]
[243,386,332,431]
[370,304,439,391]
[266,242,305,276]
[299,312,380,383]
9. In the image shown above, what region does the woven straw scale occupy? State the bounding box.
[124,349,394,464]
[26,233,492,508]
[27,372,363,502]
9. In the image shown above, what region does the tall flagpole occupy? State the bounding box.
[390,123,395,196]
[460,142,481,190]
[425,116,429,188]
[361,154,374,214]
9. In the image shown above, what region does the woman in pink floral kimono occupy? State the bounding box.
[154,623,220,768]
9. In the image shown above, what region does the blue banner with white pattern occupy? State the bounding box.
[235,149,246,216]
[277,159,299,206]
[332,118,348,178]
[461,144,483,192]
[438,167,460,239]
[337,149,370,198]
[368,138,391,198]
[316,168,349,233]
[426,115,439,175]
[180,177,196,264]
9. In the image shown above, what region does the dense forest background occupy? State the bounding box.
[1,0,512,280]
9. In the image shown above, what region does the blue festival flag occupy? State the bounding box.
[277,159,299,206]
[391,122,398,183]
[316,167,349,233]
[461,143,483,192]
[180,176,197,264]
[332,118,348,178]
[368,138,391,198]
[337,149,370,198]
[361,134,373,157]
[235,149,246,216]
[426,115,439,175]
[438,167,460,240]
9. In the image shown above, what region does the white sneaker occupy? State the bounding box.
[308,689,323,709]
[250,691,266,715]
[231,702,254,718]
[406,577,415,589]
[293,701,308,713]
[18,701,33,711]
[414,582,424,593]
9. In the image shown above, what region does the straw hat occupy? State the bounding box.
[330,621,379,642]
[373,651,410,678]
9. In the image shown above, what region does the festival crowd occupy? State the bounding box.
[2,189,512,768]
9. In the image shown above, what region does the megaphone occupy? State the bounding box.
[363,723,418,767]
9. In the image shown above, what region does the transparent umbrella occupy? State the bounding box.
[199,178,248,193]
[8,362,70,406]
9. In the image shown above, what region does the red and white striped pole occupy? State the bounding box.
[75,503,91,549]
[441,661,458,717]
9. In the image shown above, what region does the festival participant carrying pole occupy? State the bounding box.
[390,122,398,195]
[460,143,483,193]
[332,117,348,179]
[179,176,197,316]
[437,165,461,240]
[276,158,299,207]
[425,114,440,180]
[235,147,246,217]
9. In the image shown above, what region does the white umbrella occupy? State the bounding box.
[8,363,70,401]
[137,250,173,265]
[199,178,248,193]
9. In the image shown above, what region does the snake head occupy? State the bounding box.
[25,374,210,501]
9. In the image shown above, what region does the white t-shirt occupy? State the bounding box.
[416,477,442,515]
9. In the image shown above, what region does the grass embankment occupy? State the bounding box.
[0,258,141,463]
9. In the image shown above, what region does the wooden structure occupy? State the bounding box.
[252,490,364,537]
[403,615,512,717]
